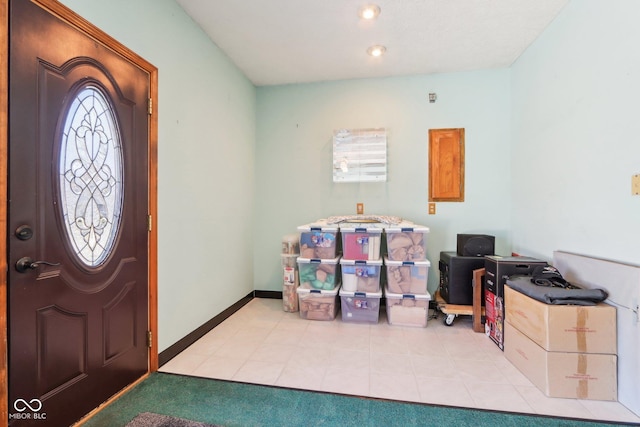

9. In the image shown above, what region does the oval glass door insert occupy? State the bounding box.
[59,84,124,267]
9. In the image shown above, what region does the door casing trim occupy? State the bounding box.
[0,0,159,421]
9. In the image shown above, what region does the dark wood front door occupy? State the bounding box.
[8,1,151,425]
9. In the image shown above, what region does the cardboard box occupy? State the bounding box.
[484,290,502,345]
[484,255,547,350]
[504,285,616,354]
[504,322,617,401]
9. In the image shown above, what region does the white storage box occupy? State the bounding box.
[297,286,340,321]
[283,282,299,313]
[340,223,384,260]
[282,234,300,255]
[297,220,339,259]
[282,258,299,313]
[384,257,430,294]
[340,259,382,293]
[385,287,431,327]
[385,222,429,261]
[281,254,298,269]
[340,288,382,324]
[297,256,340,290]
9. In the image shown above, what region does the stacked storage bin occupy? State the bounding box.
[296,221,341,320]
[281,234,300,312]
[339,222,384,324]
[298,256,340,291]
[384,222,432,327]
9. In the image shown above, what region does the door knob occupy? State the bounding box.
[15,257,60,273]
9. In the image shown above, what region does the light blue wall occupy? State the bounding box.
[255,71,512,294]
[59,0,257,352]
[510,0,640,264]
[55,0,640,352]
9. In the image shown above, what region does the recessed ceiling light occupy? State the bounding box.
[359,4,381,20]
[367,45,386,57]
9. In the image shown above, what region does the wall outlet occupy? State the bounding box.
[357,203,364,215]
[632,174,640,196]
[428,202,436,215]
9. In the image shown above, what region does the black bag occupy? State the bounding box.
[530,265,577,289]
[508,275,609,306]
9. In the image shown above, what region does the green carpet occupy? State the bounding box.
[82,373,624,427]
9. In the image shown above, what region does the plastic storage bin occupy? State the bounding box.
[281,230,299,311]
[340,258,382,292]
[384,257,430,294]
[297,286,340,321]
[340,288,382,324]
[281,254,298,269]
[283,282,299,312]
[282,254,299,312]
[297,256,341,290]
[282,234,300,255]
[297,220,339,259]
[385,222,429,261]
[340,223,384,260]
[384,286,431,327]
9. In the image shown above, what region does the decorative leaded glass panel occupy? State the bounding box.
[333,128,387,183]
[59,84,123,267]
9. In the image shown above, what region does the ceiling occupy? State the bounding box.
[175,0,569,87]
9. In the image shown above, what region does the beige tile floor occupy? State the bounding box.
[159,297,640,424]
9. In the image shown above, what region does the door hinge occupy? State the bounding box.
[147,214,153,232]
[148,98,153,115]
[147,331,153,348]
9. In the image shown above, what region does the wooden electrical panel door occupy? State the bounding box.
[429,128,465,202]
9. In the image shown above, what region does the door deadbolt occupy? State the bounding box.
[15,225,34,241]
